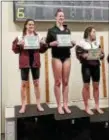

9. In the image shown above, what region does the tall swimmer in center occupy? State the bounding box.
[46,9,75,114]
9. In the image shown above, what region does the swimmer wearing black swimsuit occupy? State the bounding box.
[46,24,72,62]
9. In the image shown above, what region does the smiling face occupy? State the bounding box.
[55,11,65,24]
[26,20,35,33]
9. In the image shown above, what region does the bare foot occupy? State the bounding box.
[63,106,71,114]
[95,107,104,114]
[58,106,64,114]
[19,105,26,113]
[85,108,94,115]
[37,104,44,112]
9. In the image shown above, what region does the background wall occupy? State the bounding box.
[1,2,109,133]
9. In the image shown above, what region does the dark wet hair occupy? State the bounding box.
[55,8,63,17]
[23,19,36,36]
[84,26,95,39]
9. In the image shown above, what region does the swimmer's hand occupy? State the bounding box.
[49,41,58,47]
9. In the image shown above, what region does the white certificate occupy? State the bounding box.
[24,35,40,49]
[57,34,72,47]
[87,48,101,60]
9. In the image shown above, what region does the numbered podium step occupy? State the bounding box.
[5,104,109,140]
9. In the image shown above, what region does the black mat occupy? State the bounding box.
[15,104,109,122]
[15,103,55,118]
[54,106,89,120]
[90,108,109,122]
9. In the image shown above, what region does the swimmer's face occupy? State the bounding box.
[26,20,35,33]
[56,12,65,24]
[89,28,96,41]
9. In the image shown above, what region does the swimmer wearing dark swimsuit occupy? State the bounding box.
[76,44,104,83]
[46,24,72,62]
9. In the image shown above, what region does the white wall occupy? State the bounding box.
[1,2,109,133]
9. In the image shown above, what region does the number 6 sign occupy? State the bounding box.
[16,7,25,19]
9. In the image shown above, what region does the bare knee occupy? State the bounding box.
[83,83,90,91]
[55,79,61,87]
[33,80,39,87]
[93,83,99,91]
[21,81,28,88]
[63,79,68,86]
